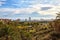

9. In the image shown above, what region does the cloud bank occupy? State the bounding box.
[0,0,60,19]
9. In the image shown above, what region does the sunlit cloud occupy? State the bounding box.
[0,0,60,19]
[0,4,60,16]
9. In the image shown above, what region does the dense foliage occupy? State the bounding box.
[0,19,60,40]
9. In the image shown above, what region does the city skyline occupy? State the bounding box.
[0,0,60,19]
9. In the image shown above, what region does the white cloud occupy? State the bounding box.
[38,5,60,16]
[0,2,4,6]
[0,4,60,19]
[0,0,60,19]
[25,16,56,20]
[0,0,6,6]
[12,0,60,5]
[0,8,37,14]
[0,0,6,1]
[0,4,41,14]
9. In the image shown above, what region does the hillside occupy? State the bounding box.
[0,19,60,40]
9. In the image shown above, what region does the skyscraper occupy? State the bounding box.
[29,17,31,21]
[25,19,27,21]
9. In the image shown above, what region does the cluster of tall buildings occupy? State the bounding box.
[25,17,31,21]
[0,16,56,22]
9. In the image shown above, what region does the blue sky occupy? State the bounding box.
[0,0,60,20]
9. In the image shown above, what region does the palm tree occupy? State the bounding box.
[56,12,60,19]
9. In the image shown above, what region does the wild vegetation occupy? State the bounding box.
[0,19,60,40]
[0,13,60,40]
